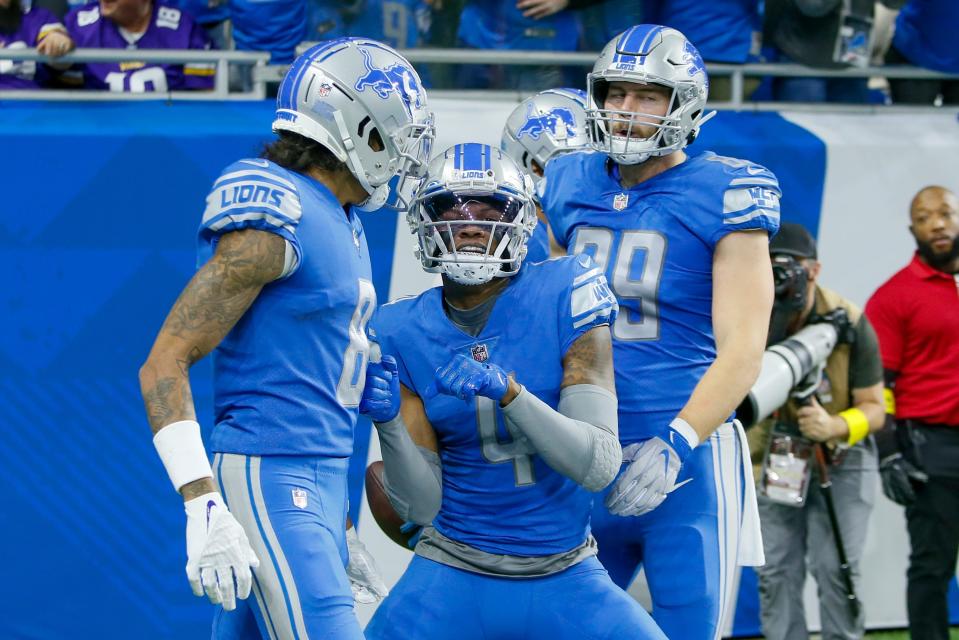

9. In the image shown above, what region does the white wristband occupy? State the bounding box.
[669,417,701,449]
[153,420,214,492]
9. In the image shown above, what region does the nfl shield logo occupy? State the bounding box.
[613,193,629,211]
[292,488,308,509]
[470,344,489,362]
[317,82,332,97]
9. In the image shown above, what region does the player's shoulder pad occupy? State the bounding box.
[700,152,782,229]
[369,291,433,341]
[536,254,618,331]
[201,158,303,237]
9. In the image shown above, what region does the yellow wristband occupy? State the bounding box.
[883,388,896,415]
[840,408,870,446]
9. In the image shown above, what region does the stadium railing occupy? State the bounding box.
[2,46,959,111]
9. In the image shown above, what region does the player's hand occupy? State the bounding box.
[185,492,259,611]
[360,355,401,423]
[37,31,74,57]
[425,354,510,403]
[879,453,928,506]
[605,427,694,517]
[346,527,389,604]
[797,397,842,442]
[516,0,569,19]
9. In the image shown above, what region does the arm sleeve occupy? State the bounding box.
[197,159,303,277]
[849,315,884,389]
[375,414,442,525]
[864,289,904,372]
[712,180,782,246]
[558,254,619,354]
[502,384,622,492]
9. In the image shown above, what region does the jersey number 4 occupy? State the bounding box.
[572,228,665,341]
[477,397,536,486]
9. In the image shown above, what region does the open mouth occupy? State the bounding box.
[455,244,487,255]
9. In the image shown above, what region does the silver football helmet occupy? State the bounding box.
[587,25,713,165]
[273,37,434,211]
[500,88,590,186]
[409,143,537,286]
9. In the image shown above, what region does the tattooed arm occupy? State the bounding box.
[499,325,621,491]
[139,229,287,499]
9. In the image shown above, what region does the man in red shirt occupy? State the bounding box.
[865,185,959,640]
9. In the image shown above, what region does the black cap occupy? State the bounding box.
[770,222,817,260]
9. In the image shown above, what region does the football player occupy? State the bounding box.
[501,87,590,262]
[360,142,666,640]
[539,25,781,640]
[138,38,434,639]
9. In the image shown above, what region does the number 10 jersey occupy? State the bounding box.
[198,158,375,457]
[541,151,781,443]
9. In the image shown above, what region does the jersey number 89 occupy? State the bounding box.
[572,228,665,341]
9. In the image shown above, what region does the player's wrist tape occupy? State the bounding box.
[669,417,700,450]
[153,420,214,492]
[840,408,870,446]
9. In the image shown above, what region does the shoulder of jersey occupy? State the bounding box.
[546,148,598,178]
[202,158,304,231]
[373,291,434,336]
[522,253,598,292]
[696,151,781,194]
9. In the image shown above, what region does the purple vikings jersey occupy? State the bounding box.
[64,2,213,91]
[458,0,579,51]
[371,256,617,556]
[0,7,63,89]
[198,158,376,457]
[542,151,780,443]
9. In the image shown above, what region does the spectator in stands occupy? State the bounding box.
[455,0,605,90]
[884,0,959,105]
[62,0,213,91]
[579,0,644,51]
[230,0,303,64]
[865,185,959,640]
[166,0,227,49]
[308,0,431,49]
[1,0,74,88]
[763,0,906,103]
[748,223,885,640]
[643,0,761,101]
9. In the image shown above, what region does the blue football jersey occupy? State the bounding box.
[541,151,781,443]
[643,0,759,63]
[371,256,617,556]
[457,0,580,51]
[198,158,376,457]
[230,0,305,63]
[524,223,550,264]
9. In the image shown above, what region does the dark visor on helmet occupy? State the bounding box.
[422,194,523,225]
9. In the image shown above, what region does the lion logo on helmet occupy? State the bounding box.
[355,47,424,115]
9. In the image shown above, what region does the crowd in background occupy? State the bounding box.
[1,0,957,101]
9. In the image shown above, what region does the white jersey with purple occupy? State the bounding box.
[64,2,213,91]
[0,7,63,89]
[198,158,376,458]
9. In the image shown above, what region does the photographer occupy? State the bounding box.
[865,185,959,640]
[748,223,886,640]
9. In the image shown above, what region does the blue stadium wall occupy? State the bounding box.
[1,101,957,638]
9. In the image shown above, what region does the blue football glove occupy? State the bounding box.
[605,423,695,517]
[359,355,401,423]
[425,354,510,403]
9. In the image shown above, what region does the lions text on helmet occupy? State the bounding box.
[273,37,435,211]
[409,143,537,286]
[587,25,714,165]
